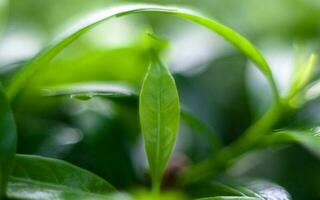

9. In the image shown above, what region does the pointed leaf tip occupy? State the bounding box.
[139,52,180,192]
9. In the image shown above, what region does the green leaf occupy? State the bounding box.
[42,82,137,100]
[139,52,180,192]
[21,46,149,102]
[188,179,290,200]
[134,190,187,200]
[186,181,248,198]
[287,54,318,100]
[300,75,320,104]
[6,154,116,200]
[0,83,16,198]
[6,3,278,101]
[143,32,170,53]
[238,179,291,200]
[196,197,260,200]
[261,130,320,158]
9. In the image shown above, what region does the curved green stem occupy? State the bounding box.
[221,102,283,160]
[6,4,277,103]
[179,101,285,185]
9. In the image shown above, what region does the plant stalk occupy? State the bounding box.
[152,180,160,195]
[179,101,284,185]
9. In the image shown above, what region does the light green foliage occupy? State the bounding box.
[287,53,318,102]
[2,2,320,199]
[139,52,180,192]
[19,46,148,102]
[262,130,320,158]
[134,190,187,200]
[0,0,7,33]
[6,4,277,102]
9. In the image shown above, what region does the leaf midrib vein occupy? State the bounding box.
[155,63,162,183]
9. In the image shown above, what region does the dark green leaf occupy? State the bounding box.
[6,4,277,101]
[6,154,116,200]
[186,181,247,198]
[0,84,16,198]
[139,52,180,191]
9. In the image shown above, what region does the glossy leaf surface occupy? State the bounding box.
[139,53,180,190]
[6,4,277,101]
[240,180,291,200]
[196,197,260,200]
[43,82,137,100]
[0,84,16,198]
[6,154,115,200]
[189,179,290,200]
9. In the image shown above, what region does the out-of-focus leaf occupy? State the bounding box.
[18,47,148,103]
[261,130,320,158]
[239,180,291,200]
[42,81,221,150]
[287,54,318,100]
[185,181,247,198]
[187,179,290,200]
[246,63,274,119]
[143,32,170,53]
[139,52,180,191]
[0,83,16,198]
[301,76,320,104]
[196,197,260,200]
[7,4,277,101]
[134,190,187,200]
[0,0,7,33]
[42,82,137,100]
[42,81,222,155]
[181,108,221,151]
[6,154,116,200]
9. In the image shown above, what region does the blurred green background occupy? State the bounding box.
[1,0,320,199]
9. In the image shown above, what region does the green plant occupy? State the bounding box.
[1,3,320,200]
